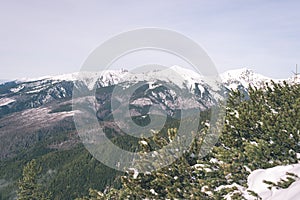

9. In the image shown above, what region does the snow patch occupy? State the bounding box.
[150,189,158,195]
[10,85,24,93]
[247,164,300,200]
[131,98,153,106]
[140,140,148,145]
[0,98,15,106]
[128,168,139,179]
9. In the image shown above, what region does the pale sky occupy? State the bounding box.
[0,0,299,80]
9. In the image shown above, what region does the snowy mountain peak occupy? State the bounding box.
[9,66,294,92]
[221,68,260,81]
[220,68,276,89]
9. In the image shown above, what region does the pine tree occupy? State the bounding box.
[17,159,51,200]
[211,81,300,196]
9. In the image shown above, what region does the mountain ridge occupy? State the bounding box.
[10,67,289,87]
[7,66,297,93]
[0,66,297,121]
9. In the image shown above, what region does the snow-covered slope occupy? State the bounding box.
[219,163,300,200]
[0,98,15,107]
[52,66,206,91]
[220,68,285,89]
[16,66,292,92]
[247,164,300,200]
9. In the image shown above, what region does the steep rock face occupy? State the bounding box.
[94,80,218,121]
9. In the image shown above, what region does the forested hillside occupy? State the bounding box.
[2,77,299,200]
[78,81,300,199]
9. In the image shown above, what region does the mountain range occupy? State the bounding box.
[0,66,297,159]
[0,66,299,199]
